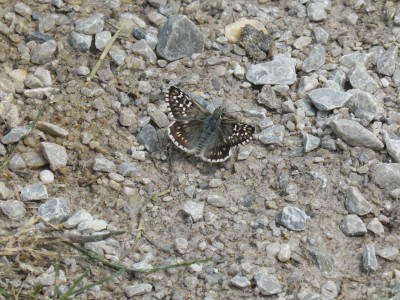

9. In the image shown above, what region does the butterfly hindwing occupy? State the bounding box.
[168,120,204,153]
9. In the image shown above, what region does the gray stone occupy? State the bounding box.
[36,121,69,138]
[346,90,385,126]
[8,154,26,171]
[297,74,319,97]
[377,246,399,261]
[313,27,329,44]
[119,107,137,127]
[340,214,367,236]
[377,46,397,76]
[254,273,282,296]
[75,13,104,34]
[330,119,384,150]
[77,219,108,232]
[95,31,112,51]
[148,109,169,128]
[21,183,48,201]
[345,187,372,216]
[0,200,26,221]
[209,178,223,188]
[246,56,296,85]
[0,143,6,156]
[131,39,157,64]
[38,198,70,224]
[0,182,10,199]
[23,87,55,99]
[21,152,48,169]
[307,2,327,21]
[302,44,325,72]
[276,206,308,231]
[70,31,92,52]
[184,276,198,291]
[237,145,254,160]
[307,248,335,272]
[278,243,291,262]
[137,124,159,152]
[340,53,374,72]
[259,125,285,145]
[308,88,351,111]
[118,162,140,176]
[109,45,126,65]
[303,133,320,152]
[14,2,32,17]
[207,195,228,208]
[30,40,57,64]
[24,74,43,88]
[41,142,68,171]
[231,275,251,288]
[63,209,93,229]
[294,36,312,49]
[349,66,379,94]
[148,0,166,8]
[367,218,384,235]
[124,284,152,297]
[1,126,29,144]
[372,163,400,190]
[363,244,378,274]
[175,237,188,254]
[93,155,116,172]
[257,85,281,109]
[386,138,400,162]
[156,15,205,61]
[182,200,204,222]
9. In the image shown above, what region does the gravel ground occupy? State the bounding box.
[1,0,400,299]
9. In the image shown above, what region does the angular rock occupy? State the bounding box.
[148,109,169,128]
[63,209,93,229]
[276,206,308,231]
[137,124,159,152]
[302,44,325,72]
[131,40,157,64]
[95,31,111,51]
[307,248,335,272]
[254,273,282,296]
[303,133,320,152]
[297,74,319,97]
[0,182,10,199]
[1,126,29,144]
[308,88,351,111]
[182,200,204,222]
[41,142,68,171]
[156,15,205,61]
[330,119,384,150]
[109,45,126,65]
[21,152,48,169]
[14,2,32,18]
[30,40,57,64]
[386,138,400,162]
[20,183,48,201]
[34,67,52,87]
[8,154,26,171]
[38,198,70,224]
[118,162,140,176]
[345,186,372,216]
[307,2,327,21]
[377,46,397,76]
[372,163,400,190]
[36,121,69,138]
[75,13,104,34]
[363,244,378,274]
[0,200,26,221]
[70,31,92,52]
[377,247,399,261]
[340,214,367,236]
[346,90,385,126]
[207,195,228,208]
[348,65,379,94]
[367,218,384,235]
[259,125,285,145]
[257,85,281,109]
[231,275,251,288]
[247,56,296,85]
[92,155,116,172]
[124,284,152,297]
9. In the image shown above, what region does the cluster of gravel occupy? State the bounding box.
[1,0,400,299]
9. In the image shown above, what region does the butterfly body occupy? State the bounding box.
[166,86,255,163]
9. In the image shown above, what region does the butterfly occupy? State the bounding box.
[166,86,255,163]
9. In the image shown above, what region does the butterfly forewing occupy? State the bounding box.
[166,86,209,120]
